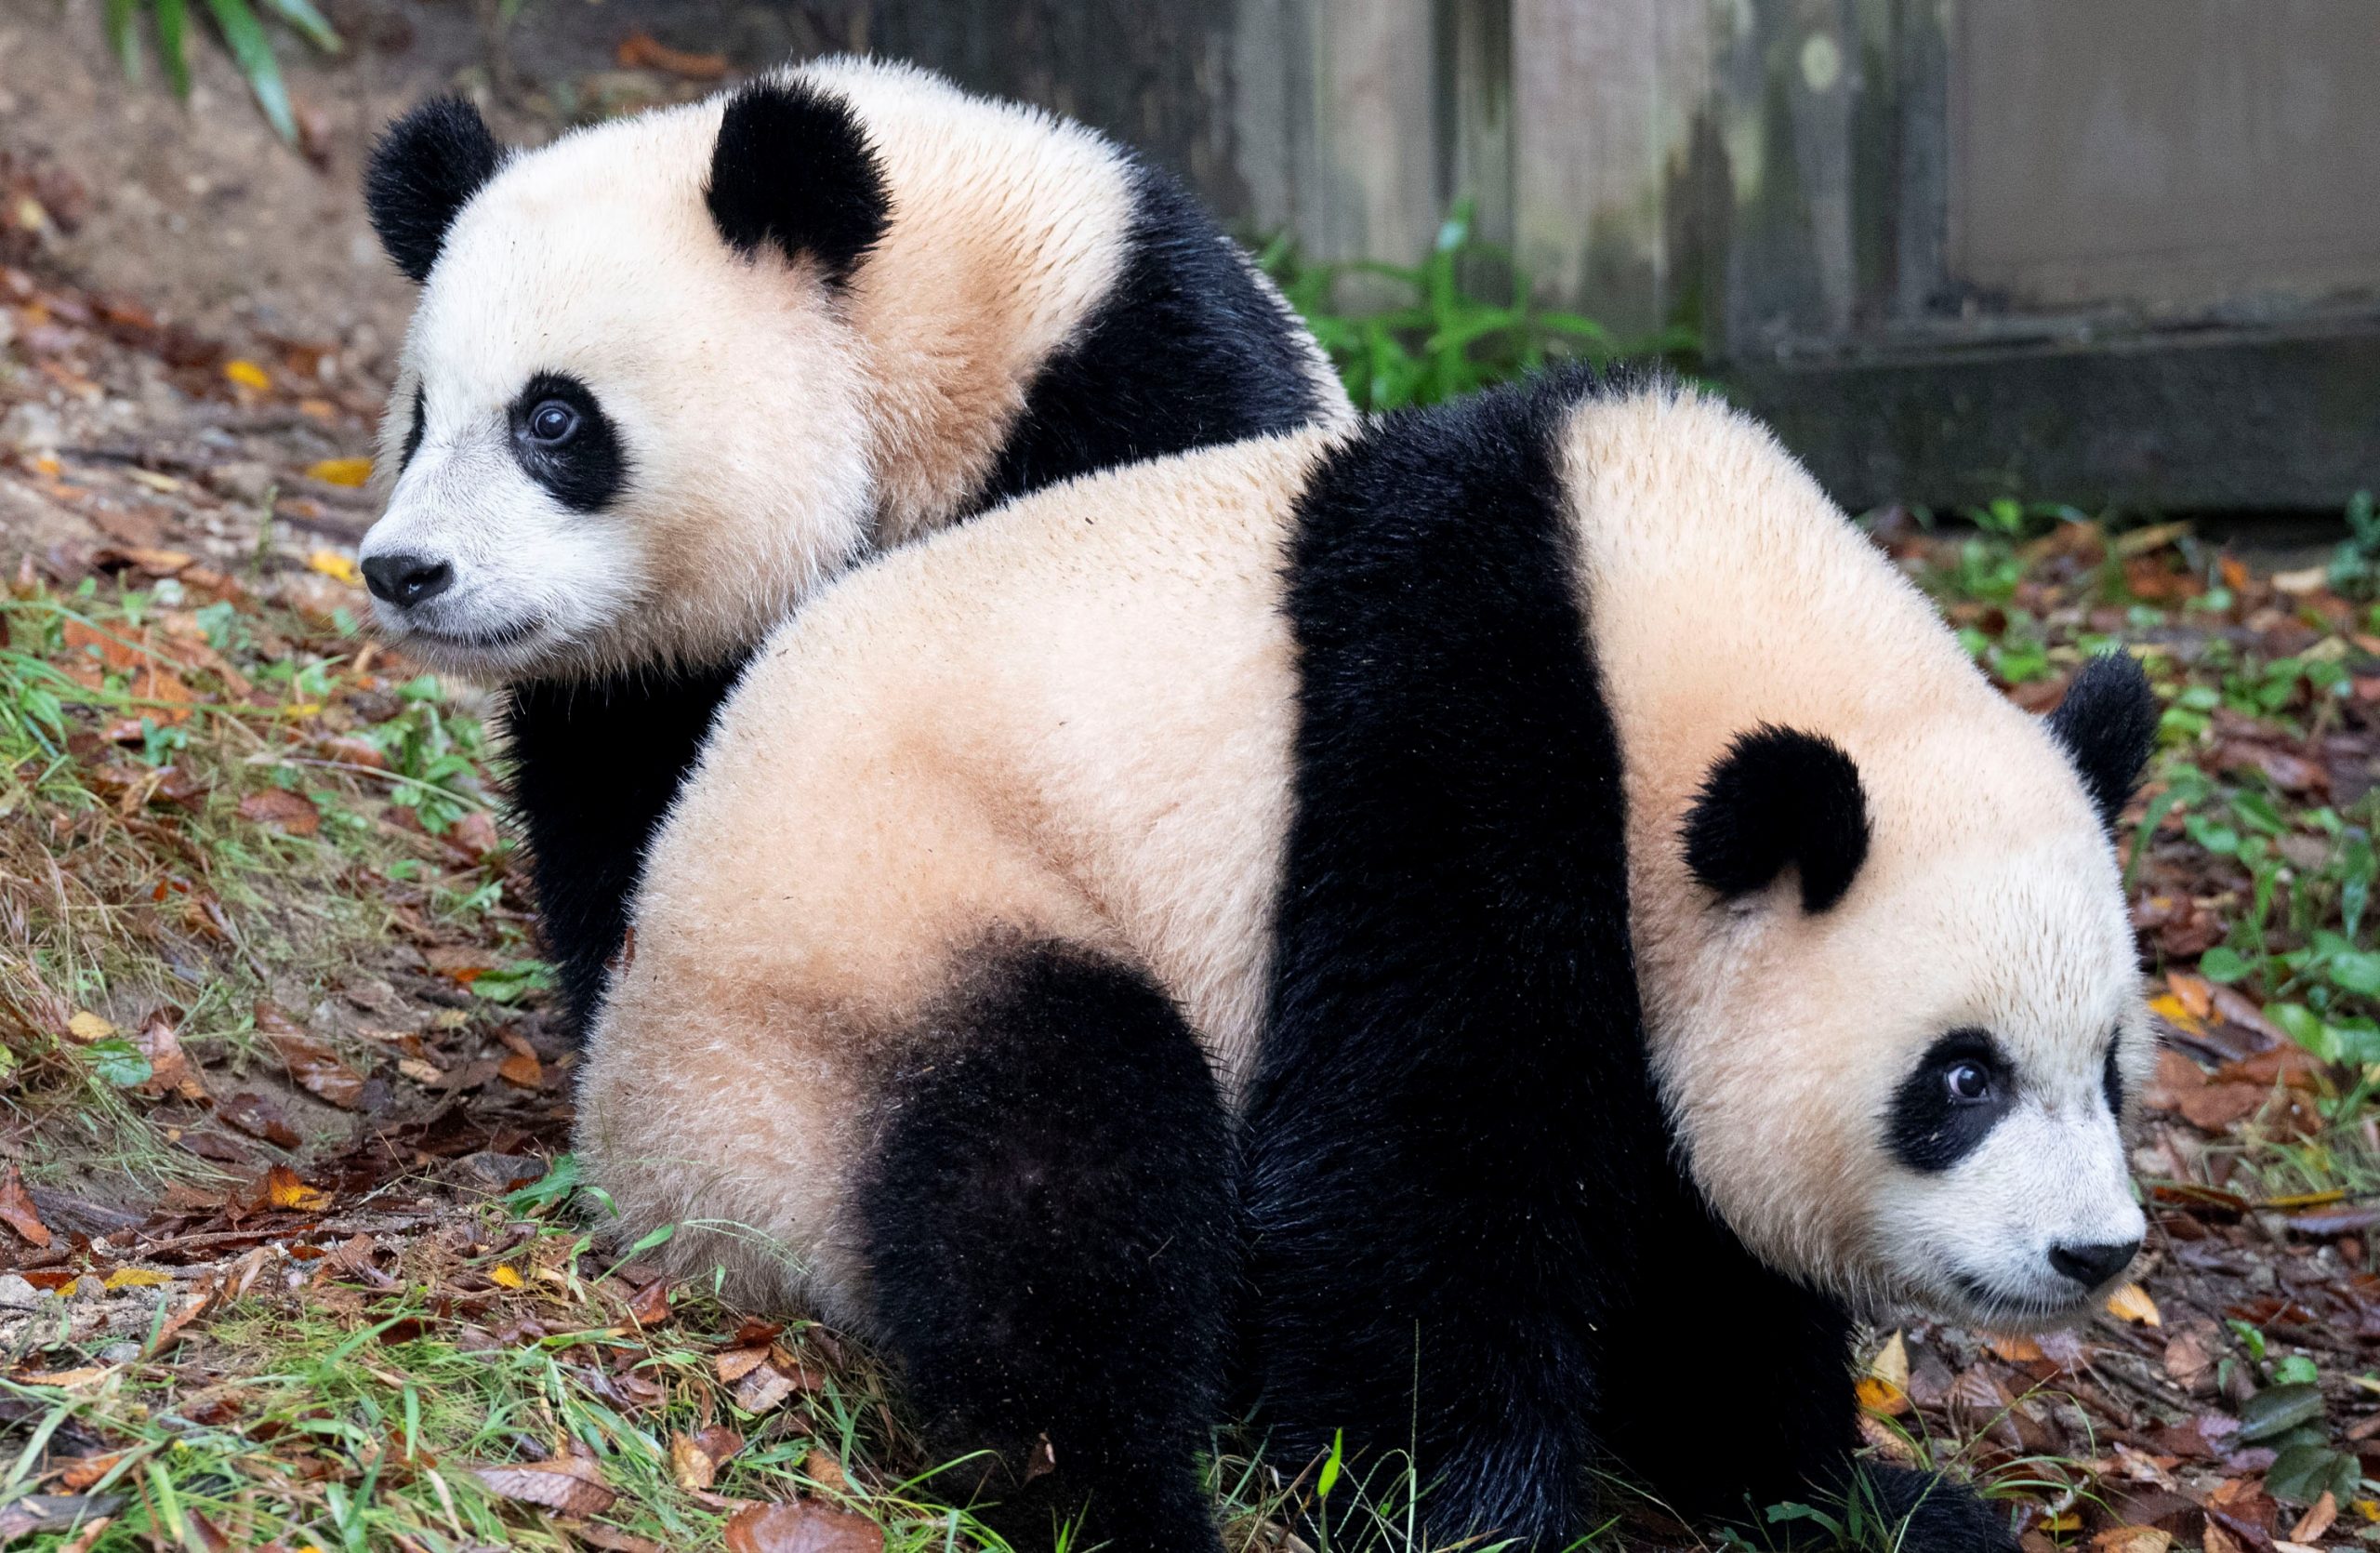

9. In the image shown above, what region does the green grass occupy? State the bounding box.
[0,566,522,1184]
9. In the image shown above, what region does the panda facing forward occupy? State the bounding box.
[353,59,1350,1032]
[582,369,2159,1550]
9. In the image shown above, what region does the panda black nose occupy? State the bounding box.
[2049,1238,2140,1288]
[362,552,454,608]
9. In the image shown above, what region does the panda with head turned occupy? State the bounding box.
[581,366,2160,1551]
[353,57,1350,1032]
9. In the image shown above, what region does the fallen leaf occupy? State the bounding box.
[222,359,271,392]
[0,1165,51,1247]
[306,550,360,586]
[625,1278,670,1327]
[1855,1375,1909,1416]
[57,1452,127,1491]
[489,1264,526,1290]
[265,1019,365,1108]
[1987,1333,2047,1362]
[102,1268,172,1289]
[2292,1492,2338,1544]
[716,1347,770,1384]
[497,1047,544,1088]
[2107,1282,2162,1326]
[239,787,321,837]
[306,457,373,487]
[1868,1330,1910,1389]
[133,1013,205,1102]
[801,1451,849,1493]
[264,1164,331,1212]
[723,1500,883,1553]
[670,1433,719,1493]
[65,1009,116,1043]
[219,1091,301,1148]
[734,1360,798,1414]
[470,1456,616,1519]
[615,30,729,78]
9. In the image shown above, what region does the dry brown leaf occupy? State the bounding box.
[470,1456,617,1519]
[1985,1334,2046,1362]
[265,1019,366,1109]
[670,1433,719,1493]
[734,1360,798,1415]
[570,1526,665,1553]
[2090,1528,2174,1553]
[218,1090,301,1148]
[615,30,729,78]
[2291,1492,2338,1544]
[238,787,320,836]
[497,1048,544,1089]
[716,1347,770,1384]
[133,1012,205,1102]
[801,1450,850,1493]
[0,1164,52,1247]
[723,1500,883,1553]
[57,1451,126,1491]
[624,1278,670,1327]
[2106,1282,2162,1326]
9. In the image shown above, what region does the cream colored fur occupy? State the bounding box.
[363,58,1351,683]
[586,383,2146,1330]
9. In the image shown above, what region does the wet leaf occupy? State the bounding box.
[722,1500,883,1553]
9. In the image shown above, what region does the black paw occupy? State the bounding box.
[1856,1464,2019,1553]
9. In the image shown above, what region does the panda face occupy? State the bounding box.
[1651,721,2150,1332]
[359,99,876,682]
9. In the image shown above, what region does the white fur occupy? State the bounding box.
[587,384,2148,1332]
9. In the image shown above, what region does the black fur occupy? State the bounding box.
[365,98,501,284]
[508,371,628,512]
[704,79,889,289]
[1684,724,1871,912]
[2103,1037,2125,1121]
[971,159,1331,510]
[400,382,426,471]
[1886,1029,2016,1174]
[1246,371,2013,1550]
[502,661,749,1032]
[855,940,1234,1553]
[513,146,1329,1041]
[2045,650,2159,833]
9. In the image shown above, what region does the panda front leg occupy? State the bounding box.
[851,938,1236,1553]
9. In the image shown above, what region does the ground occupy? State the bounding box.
[4,15,2380,1553]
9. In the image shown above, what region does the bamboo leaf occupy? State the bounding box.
[256,0,341,54]
[155,0,192,97]
[199,0,295,141]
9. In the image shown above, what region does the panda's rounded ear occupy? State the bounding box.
[2044,650,2159,834]
[365,98,502,285]
[1684,726,1871,913]
[706,79,891,289]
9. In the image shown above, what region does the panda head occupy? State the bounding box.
[355,79,890,680]
[1659,652,2161,1332]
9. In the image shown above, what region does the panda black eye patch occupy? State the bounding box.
[508,370,626,512]
[1886,1029,2016,1174]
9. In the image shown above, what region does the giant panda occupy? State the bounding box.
[578,367,2161,1551]
[352,58,1351,1031]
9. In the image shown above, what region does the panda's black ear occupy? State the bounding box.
[364,98,501,285]
[1684,726,1871,913]
[706,79,890,289]
[2045,650,2159,834]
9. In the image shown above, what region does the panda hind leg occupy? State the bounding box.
[853,937,1235,1553]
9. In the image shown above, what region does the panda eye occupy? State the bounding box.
[1944,1061,1993,1104]
[528,400,580,445]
